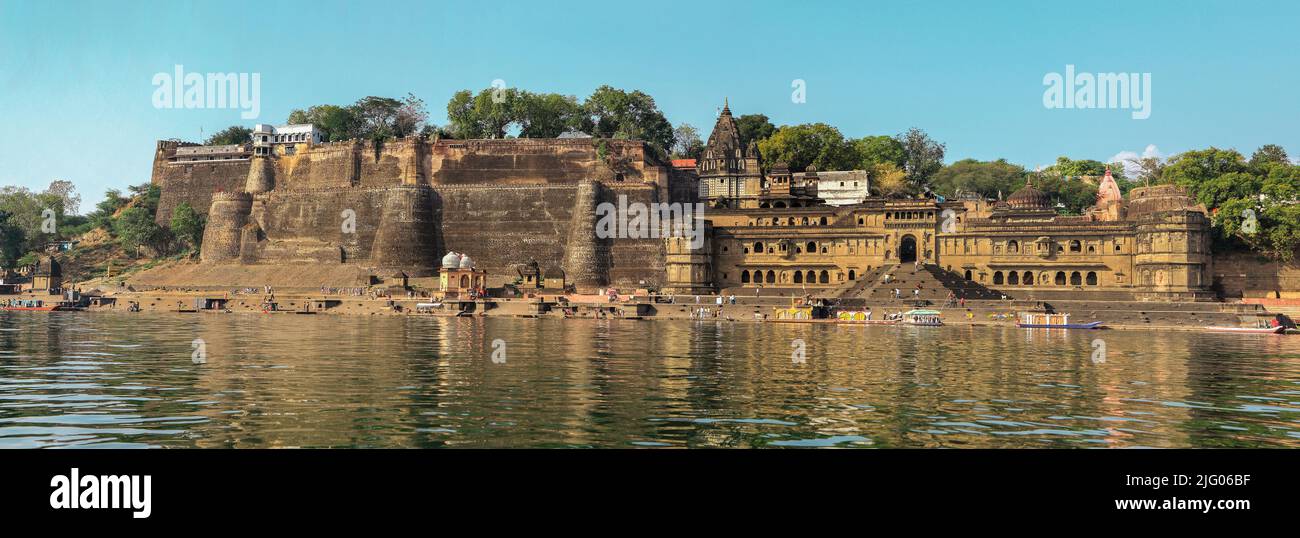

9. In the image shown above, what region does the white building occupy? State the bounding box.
[250,124,323,156]
[795,170,870,206]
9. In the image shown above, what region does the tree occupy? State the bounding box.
[1033,173,1100,215]
[671,124,704,159]
[1041,156,1123,179]
[735,114,775,149]
[113,206,161,257]
[89,188,129,232]
[0,210,25,268]
[897,128,946,187]
[930,159,1027,200]
[871,162,909,197]
[517,92,583,138]
[44,180,80,216]
[393,93,430,138]
[852,135,906,170]
[205,125,252,146]
[169,202,205,253]
[287,105,358,142]
[1250,144,1290,168]
[580,86,675,151]
[756,123,855,172]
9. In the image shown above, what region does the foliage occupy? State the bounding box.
[852,135,906,170]
[930,159,1027,200]
[734,114,775,149]
[896,128,946,187]
[1041,156,1125,180]
[169,202,206,252]
[671,123,704,160]
[871,162,909,196]
[756,123,856,172]
[205,125,253,146]
[287,94,430,142]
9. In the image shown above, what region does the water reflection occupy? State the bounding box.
[0,311,1297,448]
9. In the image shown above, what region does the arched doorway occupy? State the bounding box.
[899,235,917,263]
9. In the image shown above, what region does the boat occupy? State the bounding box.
[1204,325,1286,334]
[0,299,79,312]
[1016,312,1104,329]
[832,310,900,325]
[903,309,943,326]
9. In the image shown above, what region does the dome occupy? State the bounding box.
[441,251,461,269]
[1007,179,1051,210]
[458,255,475,269]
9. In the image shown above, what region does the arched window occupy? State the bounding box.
[993,271,1004,285]
[1070,271,1082,286]
[793,271,803,283]
[820,217,828,225]
[460,275,470,288]
[741,270,750,283]
[754,242,764,253]
[1086,271,1098,286]
[1008,240,1019,253]
[1069,240,1081,252]
[1024,271,1034,285]
[819,270,830,284]
[765,270,775,284]
[1055,271,1066,285]
[801,217,809,225]
[848,269,856,280]
[1008,272,1019,285]
[806,241,816,253]
[964,269,972,281]
[805,270,816,283]
[858,217,864,225]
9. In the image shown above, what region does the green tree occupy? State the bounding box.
[0,210,25,268]
[169,202,206,252]
[852,135,906,170]
[1033,173,1100,215]
[580,86,675,151]
[671,124,704,159]
[930,159,1027,200]
[517,92,583,138]
[205,125,252,146]
[734,114,775,148]
[897,128,945,187]
[1249,144,1290,168]
[113,206,161,257]
[1041,156,1123,179]
[756,123,855,172]
[287,104,358,142]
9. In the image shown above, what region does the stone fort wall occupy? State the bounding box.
[158,135,683,289]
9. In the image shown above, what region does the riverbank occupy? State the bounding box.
[77,286,1289,333]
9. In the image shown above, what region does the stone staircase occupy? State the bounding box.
[838,263,1007,303]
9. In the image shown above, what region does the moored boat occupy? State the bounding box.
[1204,325,1286,334]
[903,309,943,326]
[1016,312,1103,329]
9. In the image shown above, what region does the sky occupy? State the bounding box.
[1,0,1296,212]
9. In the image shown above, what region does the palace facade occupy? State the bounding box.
[664,104,1214,301]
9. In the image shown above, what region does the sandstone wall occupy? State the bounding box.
[153,156,249,225]
[1211,250,1300,299]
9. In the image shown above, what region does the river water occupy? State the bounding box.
[1,311,1298,448]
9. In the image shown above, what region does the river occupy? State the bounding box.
[1,311,1297,448]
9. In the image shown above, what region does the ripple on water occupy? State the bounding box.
[0,313,1297,448]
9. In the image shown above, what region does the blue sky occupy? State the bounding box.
[2,0,1296,211]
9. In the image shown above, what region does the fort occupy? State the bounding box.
[135,101,1297,325]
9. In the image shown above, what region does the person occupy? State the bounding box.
[913,287,920,298]
[865,307,872,320]
[695,295,700,304]
[716,296,723,307]
[966,309,973,321]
